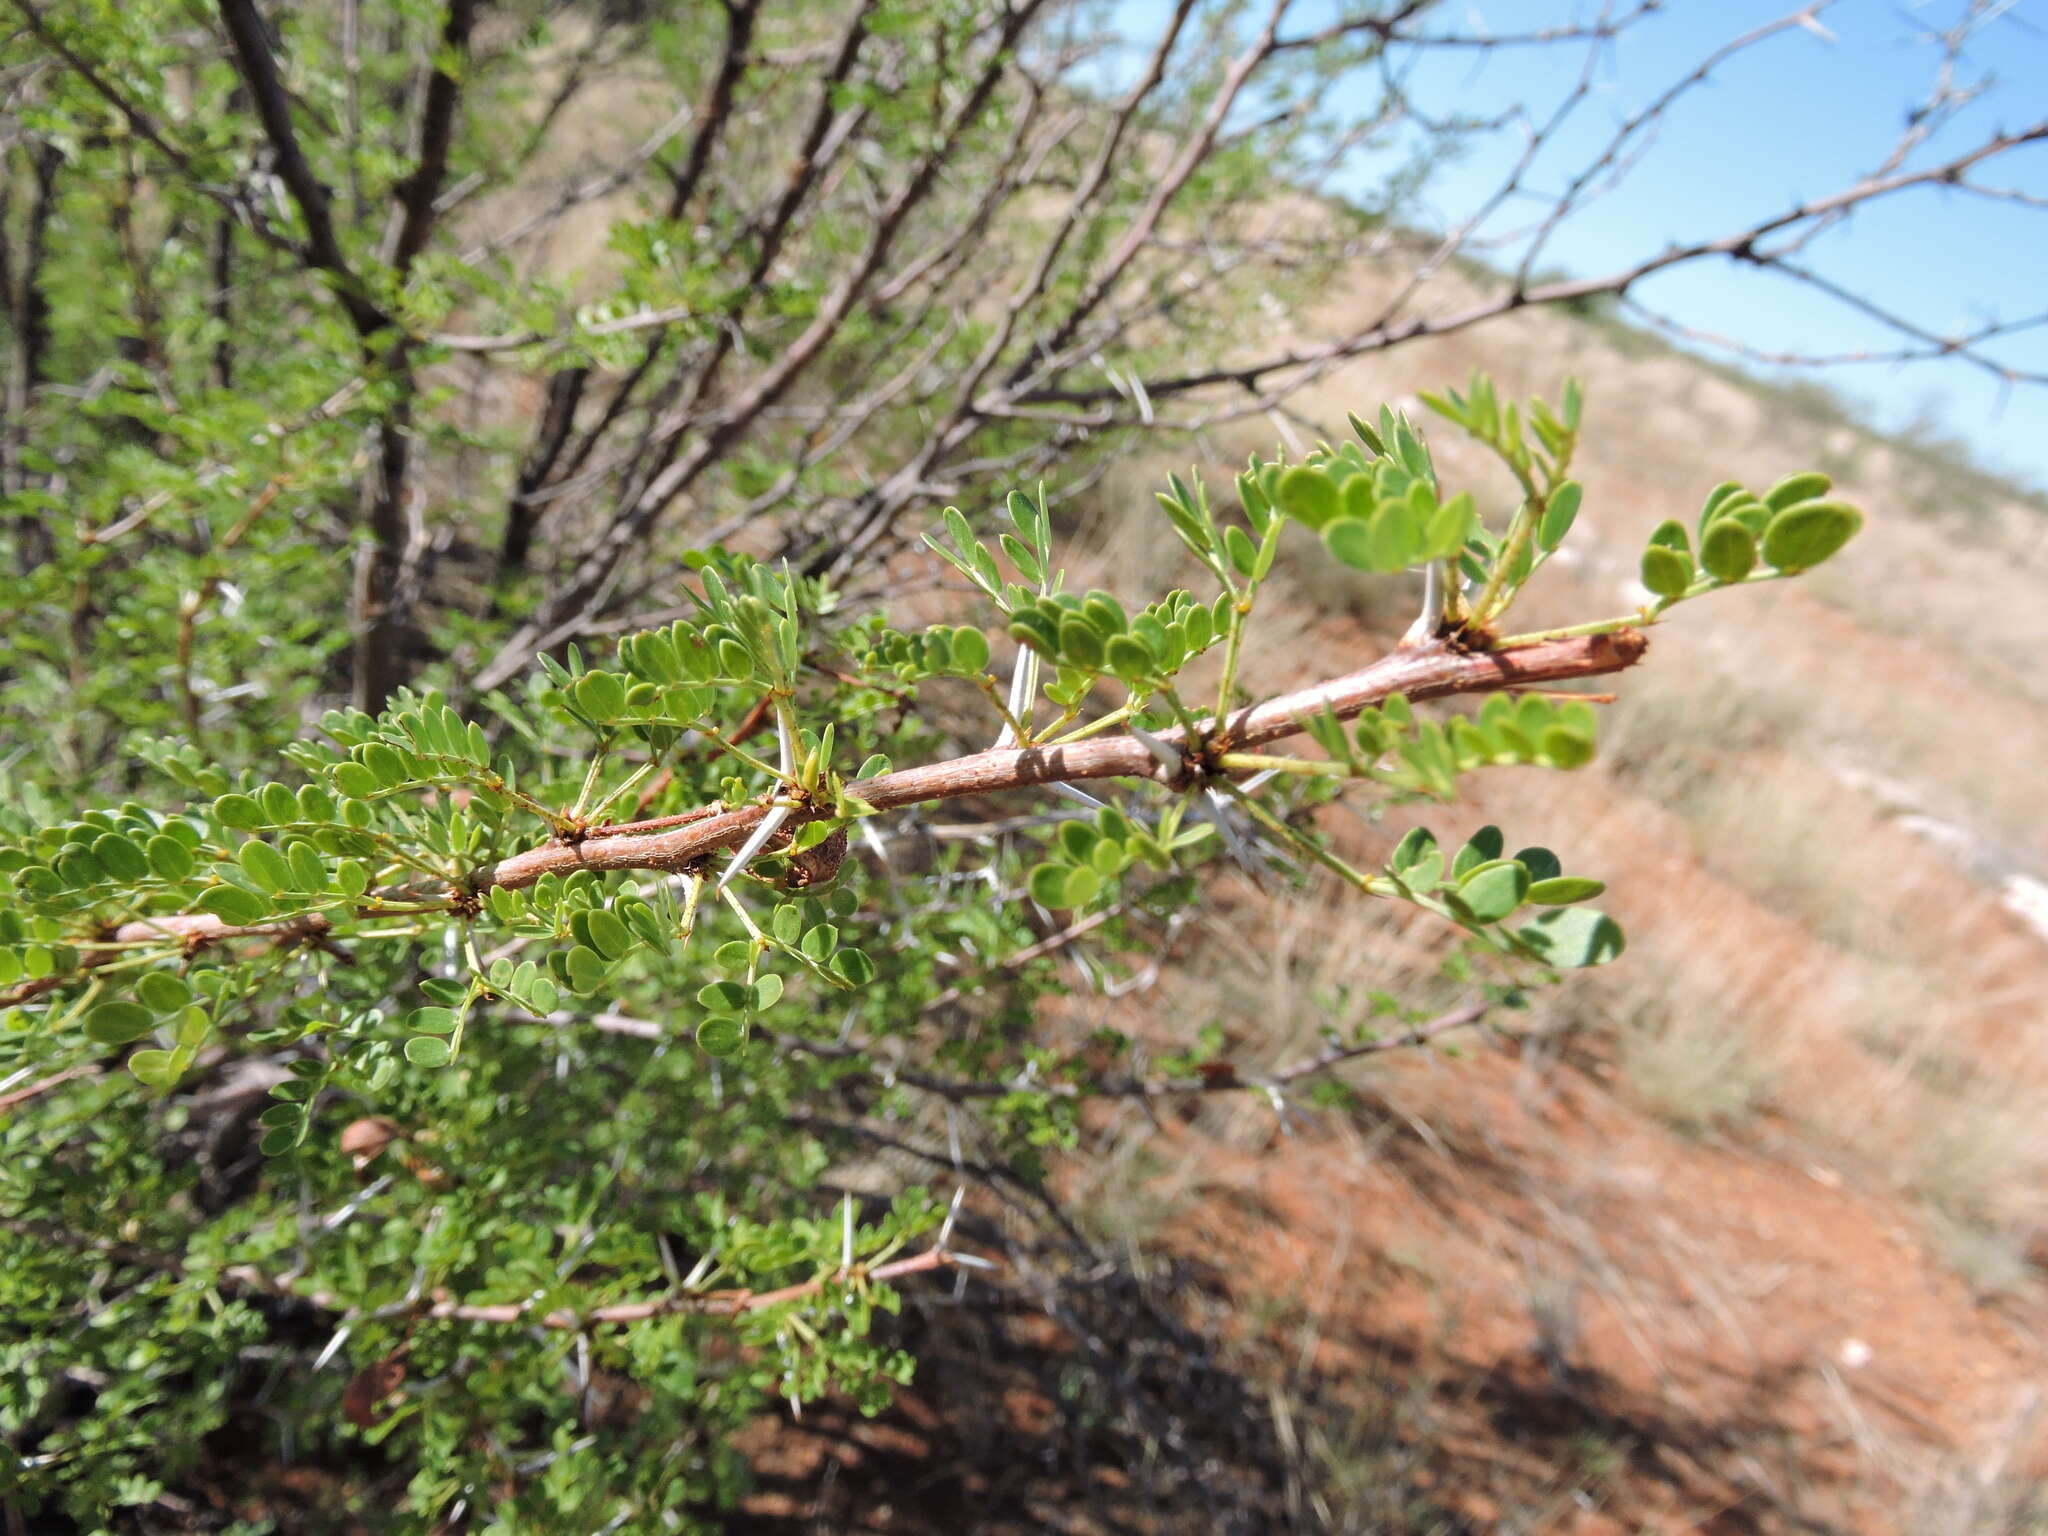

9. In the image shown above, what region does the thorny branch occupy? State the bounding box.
[2,631,1643,1009]
[0,1215,987,1328]
[474,630,1646,894]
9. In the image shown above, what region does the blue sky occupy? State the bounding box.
[1105,1,2048,489]
[1367,0,2048,490]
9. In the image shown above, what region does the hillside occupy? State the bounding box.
[730,273,2048,1534]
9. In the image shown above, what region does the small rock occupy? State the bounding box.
[2001,874,2048,945]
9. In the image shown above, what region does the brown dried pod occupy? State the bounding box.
[339,1115,402,1173]
[784,825,849,889]
[401,1151,452,1190]
[342,1356,407,1428]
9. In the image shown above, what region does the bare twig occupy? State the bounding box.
[214,0,387,336]
[382,0,478,275]
[1017,116,2048,412]
[0,1063,101,1114]
[473,0,1049,692]
[758,1000,1493,1105]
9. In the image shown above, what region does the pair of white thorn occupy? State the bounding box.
[716,710,800,895]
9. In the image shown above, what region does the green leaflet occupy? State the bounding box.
[1455,859,1529,923]
[84,1002,156,1045]
[1641,544,1693,599]
[696,1017,748,1057]
[1700,519,1757,584]
[1517,906,1626,968]
[1277,466,1340,529]
[1762,500,1862,572]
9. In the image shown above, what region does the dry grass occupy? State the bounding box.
[1901,1391,2048,1535]
[1615,991,1781,1138]
[1680,765,1936,955]
[1162,255,2048,1252]
[1051,245,2048,1526]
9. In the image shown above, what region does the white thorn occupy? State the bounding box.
[1404,562,1443,645]
[937,1185,966,1252]
[1205,788,1258,871]
[993,648,1040,749]
[313,1324,352,1372]
[717,804,792,894]
[1050,782,1107,811]
[859,818,890,866]
[1128,723,1182,777]
[682,1245,718,1290]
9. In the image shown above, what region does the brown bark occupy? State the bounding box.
[473,629,1646,893]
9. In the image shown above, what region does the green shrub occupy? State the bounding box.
[2,370,1859,1527]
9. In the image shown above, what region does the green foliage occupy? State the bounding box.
[1027,802,1214,911]
[0,42,1856,1503]
[4,384,1850,1105]
[1621,471,1865,613]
